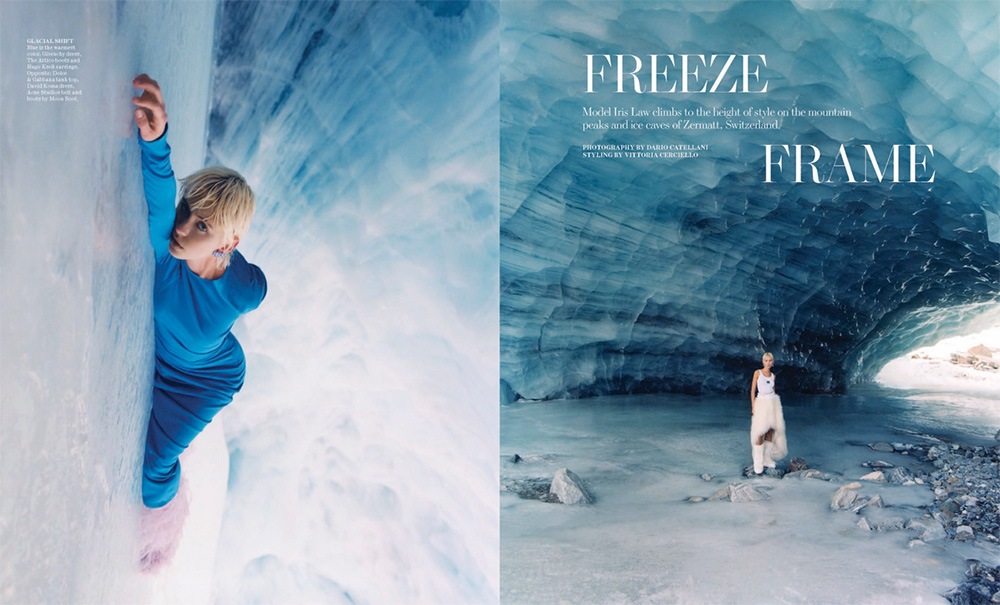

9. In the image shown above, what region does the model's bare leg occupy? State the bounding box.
[762,429,777,469]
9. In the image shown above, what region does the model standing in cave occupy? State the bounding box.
[132,74,267,571]
[750,352,787,474]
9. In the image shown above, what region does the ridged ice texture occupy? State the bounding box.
[0,2,216,603]
[501,0,1000,400]
[205,2,499,603]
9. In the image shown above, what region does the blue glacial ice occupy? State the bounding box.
[206,2,499,603]
[1,1,499,603]
[2,2,216,603]
[500,0,1000,401]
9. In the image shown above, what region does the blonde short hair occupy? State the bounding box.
[762,352,774,362]
[179,167,255,267]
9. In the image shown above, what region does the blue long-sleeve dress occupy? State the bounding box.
[138,127,266,508]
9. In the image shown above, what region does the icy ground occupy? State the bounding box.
[501,389,999,604]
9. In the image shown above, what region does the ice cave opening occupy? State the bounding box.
[875,323,1000,420]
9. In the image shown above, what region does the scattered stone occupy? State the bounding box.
[850,495,884,514]
[549,468,593,505]
[502,477,558,502]
[708,486,731,501]
[860,470,885,482]
[887,467,914,484]
[743,466,785,479]
[700,473,713,482]
[729,482,770,502]
[856,517,872,531]
[955,525,975,541]
[709,482,769,502]
[877,517,905,531]
[686,496,705,503]
[900,438,1000,574]
[951,350,1000,370]
[787,457,809,472]
[968,344,993,358]
[942,499,962,518]
[849,498,870,514]
[784,469,826,480]
[907,517,947,542]
[832,483,862,510]
[847,436,998,600]
[510,453,522,464]
[943,561,1000,605]
[863,460,894,469]
[870,442,895,453]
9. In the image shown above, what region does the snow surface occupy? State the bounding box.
[877,326,1000,394]
[2,1,499,604]
[501,387,999,604]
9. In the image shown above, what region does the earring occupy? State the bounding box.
[212,250,225,258]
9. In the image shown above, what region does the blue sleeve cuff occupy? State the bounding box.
[137,123,169,149]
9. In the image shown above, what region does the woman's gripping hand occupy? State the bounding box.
[132,74,168,142]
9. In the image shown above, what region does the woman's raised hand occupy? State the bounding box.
[132,74,168,142]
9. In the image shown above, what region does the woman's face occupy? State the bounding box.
[763,356,774,370]
[168,198,231,261]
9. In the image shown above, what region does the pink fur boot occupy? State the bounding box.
[138,478,190,573]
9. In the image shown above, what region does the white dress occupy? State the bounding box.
[751,372,787,458]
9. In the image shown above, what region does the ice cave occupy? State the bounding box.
[500,0,999,401]
[499,2,999,603]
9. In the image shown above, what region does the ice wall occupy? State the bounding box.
[500,0,1000,400]
[1,1,216,603]
[204,1,499,603]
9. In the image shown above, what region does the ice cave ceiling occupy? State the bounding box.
[499,0,1000,400]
